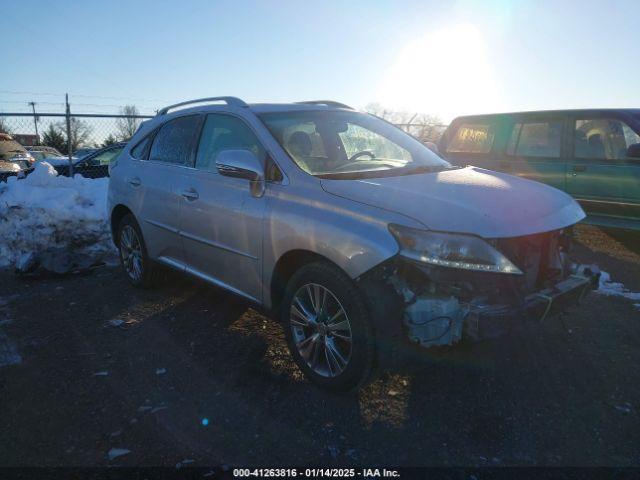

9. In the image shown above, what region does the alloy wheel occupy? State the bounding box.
[119,225,143,282]
[290,283,353,377]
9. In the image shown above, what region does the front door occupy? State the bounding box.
[565,114,640,221]
[177,113,267,302]
[501,116,567,190]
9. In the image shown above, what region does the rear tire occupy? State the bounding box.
[116,214,160,288]
[281,262,376,392]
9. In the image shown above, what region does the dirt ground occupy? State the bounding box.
[0,225,638,467]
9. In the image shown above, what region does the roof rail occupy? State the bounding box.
[157,96,248,115]
[296,100,353,110]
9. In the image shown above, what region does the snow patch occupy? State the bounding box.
[0,162,116,273]
[596,271,640,307]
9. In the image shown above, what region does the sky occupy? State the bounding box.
[1,0,639,122]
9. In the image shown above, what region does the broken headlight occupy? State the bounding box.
[389,224,522,275]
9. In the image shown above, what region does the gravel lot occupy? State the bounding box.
[0,225,638,467]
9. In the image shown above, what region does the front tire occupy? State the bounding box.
[281,262,376,392]
[116,214,159,288]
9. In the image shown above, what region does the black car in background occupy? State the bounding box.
[54,143,126,178]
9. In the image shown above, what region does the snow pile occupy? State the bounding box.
[596,270,640,309]
[0,162,116,273]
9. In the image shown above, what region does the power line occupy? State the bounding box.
[0,89,170,104]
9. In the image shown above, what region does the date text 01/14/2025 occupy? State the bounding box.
[233,468,400,478]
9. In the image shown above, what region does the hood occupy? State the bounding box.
[320,166,585,238]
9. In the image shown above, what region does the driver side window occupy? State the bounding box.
[195,114,265,171]
[338,123,411,161]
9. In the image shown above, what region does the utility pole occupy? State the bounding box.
[65,94,74,177]
[28,102,39,144]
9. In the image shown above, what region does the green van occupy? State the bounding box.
[439,109,640,230]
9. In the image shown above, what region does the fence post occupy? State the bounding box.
[29,102,39,144]
[65,94,74,177]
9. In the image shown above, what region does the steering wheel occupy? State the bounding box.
[347,150,375,162]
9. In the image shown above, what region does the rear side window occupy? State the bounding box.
[149,115,202,167]
[131,135,151,159]
[507,121,563,158]
[446,122,495,154]
[574,118,640,160]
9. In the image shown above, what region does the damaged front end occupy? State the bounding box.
[366,225,600,351]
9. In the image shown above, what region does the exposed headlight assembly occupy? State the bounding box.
[389,224,522,275]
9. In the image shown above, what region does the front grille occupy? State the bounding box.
[496,229,568,293]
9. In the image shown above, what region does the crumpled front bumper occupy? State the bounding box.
[464,269,599,341]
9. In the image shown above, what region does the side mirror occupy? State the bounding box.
[626,143,640,159]
[216,149,265,196]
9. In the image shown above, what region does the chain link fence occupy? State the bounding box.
[0,112,153,180]
[395,122,447,144]
[1,112,447,181]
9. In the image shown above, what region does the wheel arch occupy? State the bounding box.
[269,249,348,315]
[110,204,134,246]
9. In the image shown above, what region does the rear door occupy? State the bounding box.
[501,114,567,190]
[127,114,203,269]
[176,113,267,302]
[565,113,640,221]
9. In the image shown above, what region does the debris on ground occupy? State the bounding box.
[105,319,126,328]
[596,271,640,307]
[107,448,130,461]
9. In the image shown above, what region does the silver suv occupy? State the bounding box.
[108,97,597,391]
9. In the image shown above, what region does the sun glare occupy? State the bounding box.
[378,23,501,121]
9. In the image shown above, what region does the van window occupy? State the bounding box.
[574,118,640,160]
[148,115,202,167]
[195,114,265,171]
[446,122,495,154]
[507,121,562,158]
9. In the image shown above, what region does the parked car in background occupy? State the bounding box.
[0,133,34,181]
[25,145,64,162]
[55,142,126,178]
[108,97,598,391]
[72,147,98,159]
[439,109,640,231]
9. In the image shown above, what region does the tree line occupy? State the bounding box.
[0,105,143,155]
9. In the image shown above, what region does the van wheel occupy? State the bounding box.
[281,262,375,392]
[117,214,159,288]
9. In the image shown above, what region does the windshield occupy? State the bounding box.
[259,110,451,178]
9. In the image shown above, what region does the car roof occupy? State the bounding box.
[247,103,353,114]
[452,108,640,122]
[154,98,354,118]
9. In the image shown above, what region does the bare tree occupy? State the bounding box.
[364,103,446,143]
[0,117,11,135]
[116,105,142,141]
[56,117,93,154]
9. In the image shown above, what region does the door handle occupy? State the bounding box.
[127,176,141,187]
[181,188,199,200]
[572,165,586,173]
